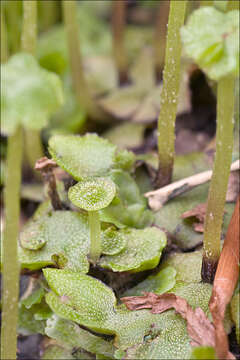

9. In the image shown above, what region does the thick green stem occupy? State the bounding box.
[200,0,213,6]
[214,0,228,11]
[154,1,169,83]
[156,0,187,188]
[39,0,59,32]
[228,1,240,10]
[4,0,21,54]
[201,77,235,283]
[88,211,101,264]
[1,9,8,63]
[62,0,106,121]
[1,126,23,360]
[21,0,37,55]
[112,0,129,86]
[21,0,43,168]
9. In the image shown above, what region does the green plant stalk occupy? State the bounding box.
[1,126,23,360]
[201,77,235,283]
[154,1,170,83]
[21,0,43,169]
[112,0,129,85]
[228,1,240,10]
[88,211,101,264]
[38,0,59,32]
[200,0,213,6]
[1,9,8,63]
[4,0,21,54]
[155,0,187,188]
[62,0,106,122]
[214,0,228,12]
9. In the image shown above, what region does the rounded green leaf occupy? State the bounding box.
[190,347,217,360]
[48,134,117,180]
[181,8,239,80]
[123,267,176,297]
[19,222,46,250]
[99,227,167,272]
[68,178,116,211]
[101,227,127,255]
[18,211,90,273]
[44,268,117,334]
[45,315,115,358]
[1,53,64,135]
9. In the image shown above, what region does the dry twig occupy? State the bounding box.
[145,160,239,211]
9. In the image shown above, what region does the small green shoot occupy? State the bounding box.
[68,178,116,263]
[156,0,187,188]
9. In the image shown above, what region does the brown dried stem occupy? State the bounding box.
[35,157,63,210]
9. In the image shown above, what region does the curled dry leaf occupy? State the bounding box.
[181,203,207,233]
[121,292,215,348]
[209,197,239,360]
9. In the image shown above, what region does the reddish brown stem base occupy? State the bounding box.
[154,162,173,189]
[201,257,218,284]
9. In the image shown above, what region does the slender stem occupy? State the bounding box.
[21,0,43,169]
[88,211,101,264]
[1,9,8,63]
[201,77,235,283]
[24,129,43,171]
[214,1,228,12]
[112,0,129,86]
[21,0,37,55]
[228,1,240,10]
[200,0,213,6]
[1,126,23,360]
[4,0,21,54]
[155,0,187,188]
[39,0,59,32]
[154,1,169,83]
[62,0,106,121]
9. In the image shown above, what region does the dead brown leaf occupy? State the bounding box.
[181,203,207,233]
[121,291,235,358]
[121,292,215,347]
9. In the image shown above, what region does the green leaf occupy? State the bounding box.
[21,287,45,309]
[18,303,46,336]
[18,287,51,336]
[159,251,203,283]
[100,170,154,229]
[45,315,115,358]
[68,178,116,211]
[181,8,239,80]
[231,292,240,344]
[49,134,117,180]
[103,123,145,150]
[19,211,90,273]
[101,227,127,255]
[44,269,117,334]
[41,345,75,360]
[1,53,64,135]
[190,346,217,359]
[99,227,166,272]
[43,268,232,359]
[122,267,176,297]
